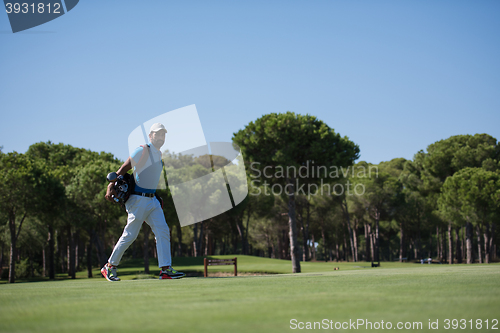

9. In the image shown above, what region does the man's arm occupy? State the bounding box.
[116,157,132,176]
[105,157,133,202]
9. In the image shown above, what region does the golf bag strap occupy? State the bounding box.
[135,144,150,171]
[135,144,164,169]
[155,193,164,209]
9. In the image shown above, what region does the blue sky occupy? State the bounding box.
[1,0,499,164]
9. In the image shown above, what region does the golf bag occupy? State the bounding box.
[107,172,135,206]
[106,144,164,208]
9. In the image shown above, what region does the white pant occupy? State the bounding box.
[108,194,171,268]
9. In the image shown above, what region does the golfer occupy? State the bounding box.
[102,123,185,281]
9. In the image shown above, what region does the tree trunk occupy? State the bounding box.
[455,227,462,263]
[436,226,440,261]
[367,223,374,262]
[222,236,227,255]
[321,223,327,262]
[305,202,310,261]
[176,223,182,257]
[67,238,70,276]
[311,234,316,260]
[343,233,348,261]
[368,205,381,262]
[9,240,16,283]
[489,223,495,262]
[75,231,80,271]
[233,229,239,255]
[335,242,340,262]
[287,177,301,273]
[300,219,307,261]
[267,240,272,258]
[236,218,248,255]
[192,227,197,257]
[277,230,283,259]
[8,217,18,283]
[86,241,93,278]
[42,245,46,277]
[461,225,465,261]
[271,238,276,259]
[67,225,76,279]
[346,221,354,262]
[48,226,55,279]
[440,226,445,261]
[8,211,26,283]
[0,241,3,279]
[200,222,205,256]
[192,222,204,257]
[341,196,356,262]
[370,227,375,263]
[440,228,445,263]
[29,251,34,278]
[416,231,421,260]
[300,202,311,262]
[375,219,380,262]
[484,223,491,264]
[399,222,404,262]
[466,222,473,264]
[58,231,65,273]
[476,224,483,264]
[448,223,453,264]
[412,239,417,260]
[244,211,251,255]
[363,223,370,261]
[284,229,291,259]
[352,219,359,262]
[428,231,432,258]
[143,224,150,274]
[204,231,209,256]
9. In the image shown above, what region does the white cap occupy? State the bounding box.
[150,123,167,134]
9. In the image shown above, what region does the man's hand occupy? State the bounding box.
[106,158,132,203]
[105,182,117,202]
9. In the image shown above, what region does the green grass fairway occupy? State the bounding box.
[1,259,499,333]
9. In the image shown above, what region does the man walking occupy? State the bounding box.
[102,123,184,281]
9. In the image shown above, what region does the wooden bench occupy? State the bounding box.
[204,257,237,277]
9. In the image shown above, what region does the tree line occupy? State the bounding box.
[1,112,499,282]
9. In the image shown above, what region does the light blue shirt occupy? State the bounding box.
[131,144,163,193]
